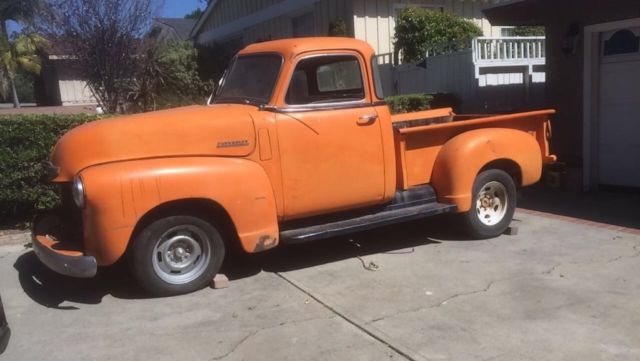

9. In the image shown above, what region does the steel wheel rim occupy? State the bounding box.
[152,225,212,285]
[475,181,508,226]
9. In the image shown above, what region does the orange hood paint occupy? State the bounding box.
[51,104,257,181]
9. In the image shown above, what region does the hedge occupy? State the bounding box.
[0,114,105,228]
[386,93,459,114]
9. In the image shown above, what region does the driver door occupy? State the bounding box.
[276,52,386,219]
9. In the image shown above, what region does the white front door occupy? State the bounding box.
[597,26,640,188]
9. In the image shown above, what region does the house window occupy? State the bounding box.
[501,27,516,37]
[292,12,315,37]
[603,29,640,56]
[286,55,365,105]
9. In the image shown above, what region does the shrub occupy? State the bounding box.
[394,7,483,63]
[512,26,545,37]
[429,92,461,110]
[386,93,461,114]
[386,93,434,114]
[0,114,104,228]
[129,41,208,113]
[328,18,348,37]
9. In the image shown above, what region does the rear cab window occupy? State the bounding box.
[286,54,366,106]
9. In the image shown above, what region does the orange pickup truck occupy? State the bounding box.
[33,37,555,295]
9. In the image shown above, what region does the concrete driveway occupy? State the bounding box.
[1,210,639,361]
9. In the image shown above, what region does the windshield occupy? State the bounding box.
[214,54,282,105]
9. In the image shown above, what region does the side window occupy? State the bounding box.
[286,55,365,105]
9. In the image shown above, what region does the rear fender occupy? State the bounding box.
[80,157,279,265]
[431,128,542,212]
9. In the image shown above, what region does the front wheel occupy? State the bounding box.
[129,215,225,296]
[461,169,516,239]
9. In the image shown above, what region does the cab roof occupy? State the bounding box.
[238,37,376,59]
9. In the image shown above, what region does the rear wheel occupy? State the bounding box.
[461,169,516,239]
[129,215,225,296]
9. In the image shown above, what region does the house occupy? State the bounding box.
[37,41,97,106]
[484,0,640,190]
[36,18,195,107]
[190,0,513,63]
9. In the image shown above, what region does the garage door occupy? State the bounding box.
[598,26,640,188]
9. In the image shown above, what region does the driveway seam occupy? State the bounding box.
[274,271,431,361]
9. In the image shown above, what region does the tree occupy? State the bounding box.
[0,32,46,108]
[328,18,347,37]
[394,7,482,63]
[128,40,207,112]
[0,0,41,34]
[36,0,159,113]
[0,0,42,107]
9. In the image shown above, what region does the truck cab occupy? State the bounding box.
[33,37,555,296]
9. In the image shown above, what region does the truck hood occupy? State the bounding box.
[51,104,256,181]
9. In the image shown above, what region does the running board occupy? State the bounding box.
[280,202,457,244]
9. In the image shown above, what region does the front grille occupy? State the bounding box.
[57,183,84,242]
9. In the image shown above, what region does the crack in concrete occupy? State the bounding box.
[542,243,640,275]
[369,280,497,324]
[208,315,337,360]
[209,330,259,361]
[606,244,640,264]
[432,280,496,308]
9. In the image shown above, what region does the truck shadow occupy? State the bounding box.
[222,215,470,280]
[13,214,473,307]
[13,251,146,309]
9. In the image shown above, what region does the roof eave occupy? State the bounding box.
[189,0,219,40]
[482,0,546,27]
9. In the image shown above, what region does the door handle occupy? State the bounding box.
[357,114,378,125]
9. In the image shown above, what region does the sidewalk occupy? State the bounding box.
[0,231,30,247]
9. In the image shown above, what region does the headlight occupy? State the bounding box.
[72,176,86,208]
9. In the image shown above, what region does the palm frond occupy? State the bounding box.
[16,55,41,74]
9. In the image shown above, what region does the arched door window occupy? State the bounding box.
[603,29,639,56]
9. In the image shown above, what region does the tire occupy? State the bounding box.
[129,215,225,296]
[461,169,516,239]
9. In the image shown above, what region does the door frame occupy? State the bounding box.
[582,17,640,190]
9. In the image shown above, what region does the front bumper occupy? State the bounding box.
[32,214,97,278]
[0,295,10,355]
[0,324,9,355]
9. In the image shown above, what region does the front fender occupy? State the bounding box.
[431,128,542,212]
[79,157,279,265]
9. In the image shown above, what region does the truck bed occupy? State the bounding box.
[391,108,556,189]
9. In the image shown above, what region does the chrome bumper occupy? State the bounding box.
[32,214,97,278]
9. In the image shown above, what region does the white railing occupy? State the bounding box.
[375,52,394,65]
[472,36,545,80]
[472,36,545,65]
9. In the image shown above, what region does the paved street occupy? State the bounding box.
[1,211,639,361]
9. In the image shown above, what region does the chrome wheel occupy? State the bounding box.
[152,225,212,285]
[475,181,508,226]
